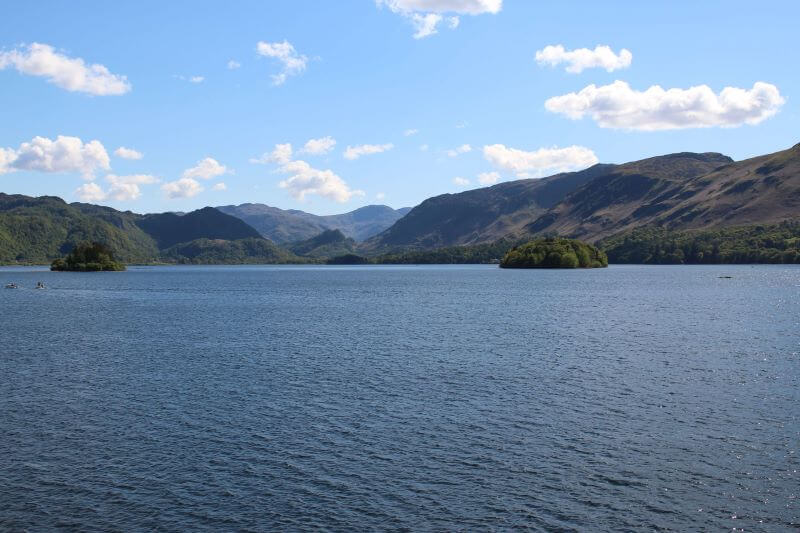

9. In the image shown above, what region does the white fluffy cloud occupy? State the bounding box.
[375,192,386,200]
[343,143,394,160]
[452,176,470,186]
[0,43,130,95]
[256,40,308,85]
[162,177,204,199]
[483,144,598,176]
[544,80,785,131]
[74,173,158,202]
[535,45,632,74]
[227,60,241,70]
[256,143,364,203]
[182,157,228,180]
[404,128,419,136]
[0,135,110,179]
[212,182,227,191]
[410,13,443,38]
[114,146,143,160]
[279,160,364,203]
[301,136,336,155]
[446,143,472,157]
[477,171,500,185]
[74,182,107,202]
[377,0,501,38]
[250,143,293,165]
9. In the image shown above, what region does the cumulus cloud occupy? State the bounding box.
[301,136,336,155]
[114,146,142,160]
[483,144,598,176]
[256,143,365,202]
[74,182,107,202]
[162,177,204,199]
[452,176,470,186]
[182,157,228,180]
[227,60,241,70]
[535,45,632,74]
[256,40,308,85]
[376,192,386,200]
[477,171,500,185]
[446,143,472,157]
[0,43,130,95]
[404,128,419,136]
[343,143,394,160]
[279,160,364,203]
[74,173,158,202]
[250,143,293,165]
[544,80,785,131]
[0,148,16,175]
[105,174,158,201]
[377,0,501,38]
[212,182,227,191]
[0,135,110,179]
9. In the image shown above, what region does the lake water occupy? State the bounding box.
[1,264,798,531]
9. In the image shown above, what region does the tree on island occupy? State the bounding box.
[500,237,608,269]
[51,242,126,271]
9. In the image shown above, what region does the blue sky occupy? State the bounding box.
[1,0,798,215]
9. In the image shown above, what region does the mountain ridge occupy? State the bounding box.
[217,203,412,243]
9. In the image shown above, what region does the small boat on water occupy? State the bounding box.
[35,281,46,289]
[4,283,18,289]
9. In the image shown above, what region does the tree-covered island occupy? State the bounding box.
[499,238,608,269]
[50,242,126,271]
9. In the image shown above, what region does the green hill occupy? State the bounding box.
[0,194,159,264]
[287,229,357,258]
[0,194,294,265]
[136,207,262,248]
[160,237,300,264]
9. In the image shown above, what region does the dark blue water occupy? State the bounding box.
[1,265,798,531]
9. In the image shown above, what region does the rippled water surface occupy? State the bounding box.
[1,264,798,531]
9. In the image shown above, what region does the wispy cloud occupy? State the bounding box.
[446,144,472,157]
[114,146,143,160]
[256,40,308,85]
[377,0,502,39]
[343,143,394,160]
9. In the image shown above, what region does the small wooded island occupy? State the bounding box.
[51,242,126,272]
[500,238,608,269]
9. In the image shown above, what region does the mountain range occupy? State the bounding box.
[363,143,800,251]
[1,142,798,264]
[217,203,411,243]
